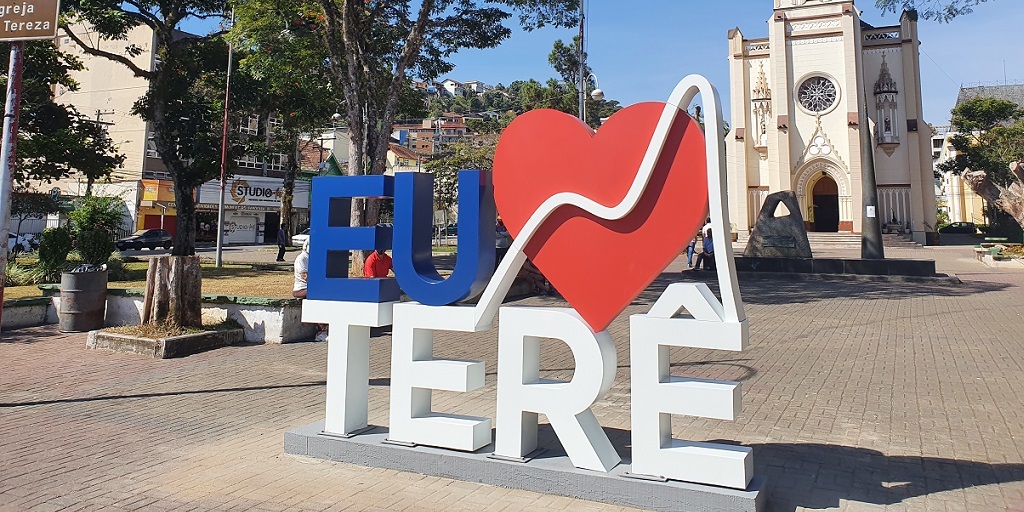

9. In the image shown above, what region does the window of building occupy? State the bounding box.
[268,115,283,135]
[146,135,160,158]
[797,76,838,113]
[239,115,260,135]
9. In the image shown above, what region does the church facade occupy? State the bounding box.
[726,0,937,245]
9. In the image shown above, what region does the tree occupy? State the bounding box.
[314,0,579,270]
[875,0,989,22]
[62,0,228,327]
[229,0,340,239]
[0,42,124,187]
[424,138,496,214]
[546,37,620,127]
[10,191,62,241]
[68,195,124,267]
[938,97,1024,229]
[62,0,228,257]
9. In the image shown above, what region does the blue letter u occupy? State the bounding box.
[392,170,496,306]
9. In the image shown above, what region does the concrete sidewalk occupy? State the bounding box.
[3,243,1024,511]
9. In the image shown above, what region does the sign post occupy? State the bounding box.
[0,0,60,330]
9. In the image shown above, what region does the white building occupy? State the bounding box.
[727,0,937,244]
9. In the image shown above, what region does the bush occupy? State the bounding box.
[38,227,72,272]
[75,227,116,267]
[4,261,36,286]
[69,196,124,267]
[106,251,130,281]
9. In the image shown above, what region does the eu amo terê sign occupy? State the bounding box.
[0,0,59,41]
[301,75,755,490]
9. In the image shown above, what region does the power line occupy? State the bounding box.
[921,48,959,88]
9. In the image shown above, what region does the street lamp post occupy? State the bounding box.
[317,112,344,171]
[577,0,585,121]
[582,73,604,123]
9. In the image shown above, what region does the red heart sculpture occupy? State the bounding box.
[493,103,708,332]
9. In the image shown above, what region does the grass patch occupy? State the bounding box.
[105,319,242,339]
[1001,245,1024,258]
[109,262,296,298]
[3,286,45,300]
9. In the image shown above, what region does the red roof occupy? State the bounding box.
[389,144,419,161]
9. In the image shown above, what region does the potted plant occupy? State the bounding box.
[58,196,123,332]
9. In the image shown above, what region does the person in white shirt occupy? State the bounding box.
[293,238,309,298]
[292,239,327,341]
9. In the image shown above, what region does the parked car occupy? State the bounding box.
[443,223,458,236]
[7,232,35,255]
[938,221,977,234]
[116,229,173,251]
[291,228,310,247]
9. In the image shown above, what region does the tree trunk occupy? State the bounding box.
[144,50,202,327]
[963,164,1024,229]
[170,178,198,256]
[279,142,298,239]
[348,118,368,276]
[141,255,202,327]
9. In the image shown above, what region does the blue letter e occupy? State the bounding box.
[307,175,400,302]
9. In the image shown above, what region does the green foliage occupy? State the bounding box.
[936,208,950,227]
[424,139,496,211]
[4,260,36,287]
[38,227,73,272]
[64,0,229,256]
[69,196,124,266]
[937,97,1024,186]
[11,191,62,236]
[0,42,124,186]
[875,0,989,22]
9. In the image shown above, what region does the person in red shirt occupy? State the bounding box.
[364,249,393,278]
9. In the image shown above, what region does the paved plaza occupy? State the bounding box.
[4,242,1024,511]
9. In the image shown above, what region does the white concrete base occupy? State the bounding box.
[46,295,315,343]
[1,298,58,330]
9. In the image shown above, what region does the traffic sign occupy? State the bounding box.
[0,0,59,42]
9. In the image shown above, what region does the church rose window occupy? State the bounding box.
[797,76,838,113]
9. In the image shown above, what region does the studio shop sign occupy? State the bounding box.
[303,76,752,489]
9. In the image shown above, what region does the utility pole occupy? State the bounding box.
[216,9,234,268]
[0,41,25,328]
[859,91,885,259]
[577,0,585,122]
[86,109,115,195]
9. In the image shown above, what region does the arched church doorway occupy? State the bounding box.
[812,175,840,232]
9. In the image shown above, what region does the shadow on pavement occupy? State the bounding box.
[517,358,758,382]
[748,442,1024,512]
[520,426,1024,511]
[635,271,1011,306]
[0,381,326,408]
[937,233,987,246]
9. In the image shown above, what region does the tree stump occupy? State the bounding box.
[141,255,202,327]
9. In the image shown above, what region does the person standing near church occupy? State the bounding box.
[686,236,697,268]
[276,226,287,262]
[694,228,715,271]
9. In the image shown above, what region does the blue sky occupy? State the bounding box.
[442,0,1022,126]
[185,1,1022,125]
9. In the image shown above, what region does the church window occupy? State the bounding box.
[797,76,838,113]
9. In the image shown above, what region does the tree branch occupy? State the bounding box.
[62,26,156,80]
[121,0,163,29]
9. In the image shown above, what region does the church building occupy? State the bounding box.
[726,0,937,245]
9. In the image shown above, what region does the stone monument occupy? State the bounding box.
[743,190,812,258]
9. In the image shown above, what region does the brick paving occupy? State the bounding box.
[3,242,1024,511]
